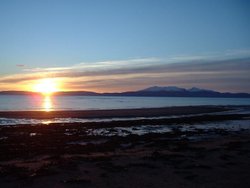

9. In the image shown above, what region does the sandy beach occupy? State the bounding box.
[0,105,230,119]
[1,0,249,187]
[0,106,250,188]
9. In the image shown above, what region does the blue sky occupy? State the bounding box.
[0,0,250,92]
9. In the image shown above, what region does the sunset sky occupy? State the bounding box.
[0,0,250,93]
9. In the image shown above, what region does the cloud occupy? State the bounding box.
[1,54,250,93]
[16,64,25,67]
[23,58,162,72]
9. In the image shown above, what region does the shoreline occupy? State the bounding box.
[1,106,250,187]
[0,105,235,119]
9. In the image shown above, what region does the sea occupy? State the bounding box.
[1,95,250,127]
[0,95,250,111]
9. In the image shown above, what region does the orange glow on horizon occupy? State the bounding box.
[33,78,59,95]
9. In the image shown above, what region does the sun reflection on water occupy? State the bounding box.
[43,95,53,112]
[42,120,53,124]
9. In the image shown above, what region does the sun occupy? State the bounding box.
[33,78,59,95]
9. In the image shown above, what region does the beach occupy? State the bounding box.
[0,105,250,187]
[1,0,249,187]
[0,105,230,119]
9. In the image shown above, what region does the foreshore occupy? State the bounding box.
[0,105,250,187]
[0,105,231,119]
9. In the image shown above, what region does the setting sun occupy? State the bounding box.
[33,78,59,95]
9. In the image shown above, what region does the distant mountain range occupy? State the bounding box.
[1,86,250,98]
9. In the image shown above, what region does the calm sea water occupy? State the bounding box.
[0,95,250,111]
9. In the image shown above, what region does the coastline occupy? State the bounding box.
[0,105,233,119]
[0,105,250,187]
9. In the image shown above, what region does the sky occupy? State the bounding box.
[0,0,250,92]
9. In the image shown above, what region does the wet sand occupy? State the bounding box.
[0,106,250,187]
[0,105,229,119]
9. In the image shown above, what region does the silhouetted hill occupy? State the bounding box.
[1,86,250,98]
[56,91,99,96]
[0,91,37,95]
[0,91,99,96]
[103,86,250,98]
